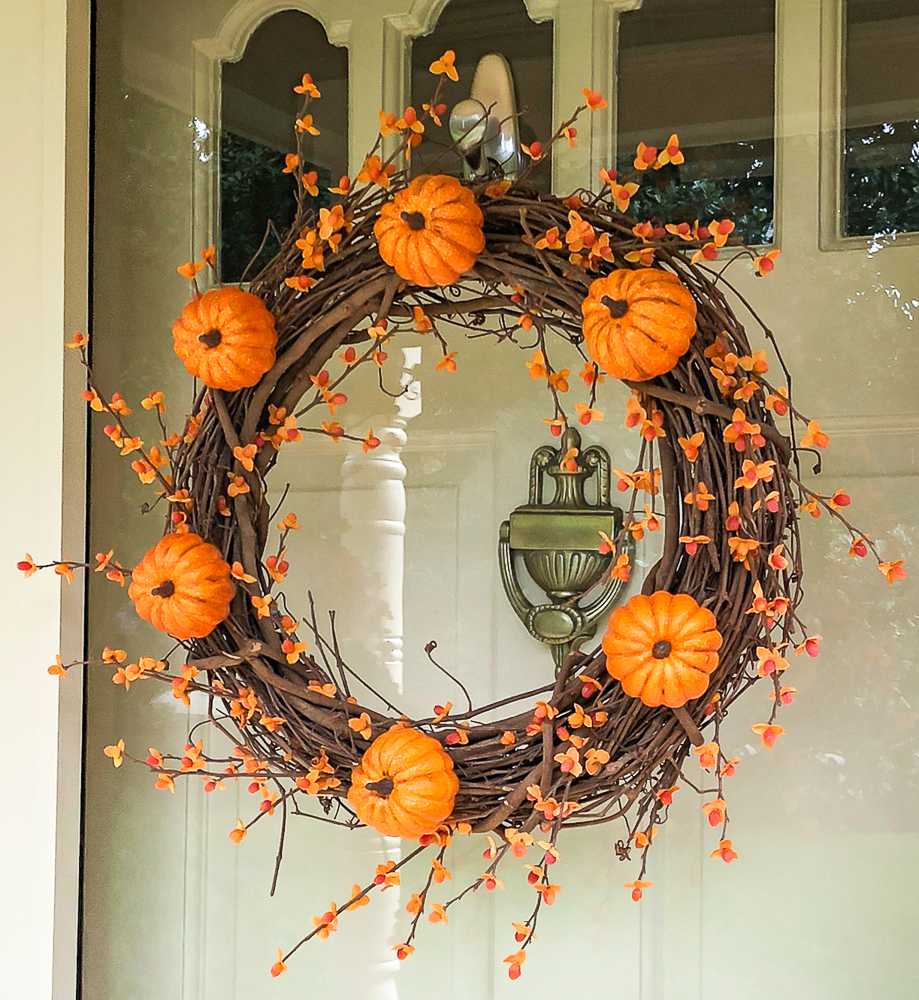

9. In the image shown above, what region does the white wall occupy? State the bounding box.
[0,1,87,997]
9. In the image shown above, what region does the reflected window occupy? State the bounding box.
[220,11,348,281]
[410,0,553,190]
[844,0,919,238]
[617,0,775,244]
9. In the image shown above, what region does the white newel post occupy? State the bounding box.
[333,346,422,995]
[339,423,408,689]
[339,346,423,693]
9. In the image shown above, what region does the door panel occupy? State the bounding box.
[85,1,918,998]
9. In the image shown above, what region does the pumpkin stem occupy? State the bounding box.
[400,210,426,232]
[365,777,394,797]
[198,328,222,349]
[601,295,629,319]
[652,640,672,659]
[151,579,176,598]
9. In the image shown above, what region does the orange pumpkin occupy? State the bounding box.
[374,174,485,287]
[129,532,235,640]
[581,268,697,381]
[348,727,459,838]
[172,287,277,391]
[602,591,722,708]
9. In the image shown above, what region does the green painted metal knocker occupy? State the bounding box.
[498,426,627,670]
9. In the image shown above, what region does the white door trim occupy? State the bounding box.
[0,0,90,997]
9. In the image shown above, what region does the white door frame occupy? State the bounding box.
[0,1,90,997]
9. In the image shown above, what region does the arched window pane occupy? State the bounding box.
[844,0,919,238]
[410,0,553,190]
[617,0,775,243]
[220,11,348,281]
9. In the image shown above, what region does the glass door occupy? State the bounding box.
[84,2,918,997]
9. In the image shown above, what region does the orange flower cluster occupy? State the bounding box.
[295,749,341,796]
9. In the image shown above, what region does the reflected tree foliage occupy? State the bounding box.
[220,132,331,282]
[619,145,774,246]
[845,119,919,238]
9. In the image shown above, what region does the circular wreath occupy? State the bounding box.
[174,189,790,829]
[31,64,904,976]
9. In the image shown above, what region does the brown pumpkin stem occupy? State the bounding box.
[151,579,175,598]
[652,640,672,659]
[198,328,222,349]
[601,295,629,319]
[365,777,394,797]
[400,210,426,231]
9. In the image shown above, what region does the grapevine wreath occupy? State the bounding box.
[26,55,906,979]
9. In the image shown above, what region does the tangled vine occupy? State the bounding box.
[25,57,905,978]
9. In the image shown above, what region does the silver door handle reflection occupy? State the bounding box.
[448,53,521,179]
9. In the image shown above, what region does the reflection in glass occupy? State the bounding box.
[617,0,775,244]
[844,0,919,237]
[410,0,553,190]
[220,10,348,281]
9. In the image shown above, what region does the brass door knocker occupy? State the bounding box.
[498,427,627,670]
